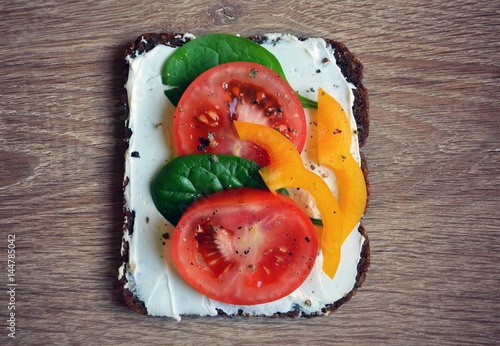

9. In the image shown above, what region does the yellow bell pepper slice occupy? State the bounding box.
[233,120,342,278]
[317,88,367,243]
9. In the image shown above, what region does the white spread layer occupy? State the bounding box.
[120,33,365,320]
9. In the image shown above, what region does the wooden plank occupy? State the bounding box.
[0,0,498,344]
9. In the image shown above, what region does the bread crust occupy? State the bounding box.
[121,33,370,318]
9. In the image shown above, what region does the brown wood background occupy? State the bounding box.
[1,0,499,344]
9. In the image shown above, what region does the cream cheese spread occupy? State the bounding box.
[120,33,365,320]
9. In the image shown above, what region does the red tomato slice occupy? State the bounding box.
[171,188,318,305]
[173,62,306,167]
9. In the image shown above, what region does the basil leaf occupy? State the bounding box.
[162,34,287,106]
[151,154,269,225]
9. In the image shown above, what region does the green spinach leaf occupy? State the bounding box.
[162,33,317,108]
[298,94,318,108]
[151,154,269,225]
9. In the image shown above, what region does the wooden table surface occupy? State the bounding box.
[1,0,499,344]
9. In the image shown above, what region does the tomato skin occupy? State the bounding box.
[171,188,318,305]
[173,62,306,167]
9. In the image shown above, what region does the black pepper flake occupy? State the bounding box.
[249,68,258,78]
[198,136,210,151]
[305,236,311,243]
[162,233,170,240]
[131,151,140,158]
[209,224,217,234]
[316,69,321,73]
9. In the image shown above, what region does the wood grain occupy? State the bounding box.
[1,0,499,344]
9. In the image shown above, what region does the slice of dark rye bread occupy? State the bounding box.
[120,33,370,317]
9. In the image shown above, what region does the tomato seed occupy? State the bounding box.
[207,110,219,121]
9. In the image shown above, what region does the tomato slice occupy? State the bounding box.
[173,62,306,167]
[171,188,318,305]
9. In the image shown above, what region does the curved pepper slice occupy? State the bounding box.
[234,120,342,278]
[317,88,367,243]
